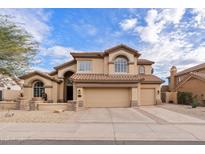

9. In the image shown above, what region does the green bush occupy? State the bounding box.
[177,92,193,105]
[191,97,199,108]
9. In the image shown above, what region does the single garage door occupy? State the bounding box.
[85,88,130,107]
[141,88,155,105]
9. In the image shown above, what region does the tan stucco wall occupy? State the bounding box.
[104,56,109,74]
[37,103,71,111]
[137,65,152,75]
[178,78,205,101]
[0,101,17,110]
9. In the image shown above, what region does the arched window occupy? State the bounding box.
[114,56,128,73]
[139,65,145,74]
[33,81,44,97]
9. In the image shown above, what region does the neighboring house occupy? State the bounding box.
[0,74,21,101]
[19,44,164,108]
[167,63,205,103]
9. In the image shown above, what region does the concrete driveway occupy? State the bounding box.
[1,106,205,144]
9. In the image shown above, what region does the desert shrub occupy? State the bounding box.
[177,92,193,105]
[191,96,199,108]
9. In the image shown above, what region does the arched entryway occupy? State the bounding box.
[64,71,74,102]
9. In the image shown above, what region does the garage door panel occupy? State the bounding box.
[85,88,130,107]
[141,88,155,105]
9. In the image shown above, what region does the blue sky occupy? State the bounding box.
[0,8,205,81]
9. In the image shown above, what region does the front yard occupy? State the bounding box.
[0,110,74,123]
[0,104,205,123]
[159,103,205,120]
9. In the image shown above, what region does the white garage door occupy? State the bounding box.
[85,88,130,107]
[141,88,155,105]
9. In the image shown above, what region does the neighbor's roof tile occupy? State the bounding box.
[176,63,205,76]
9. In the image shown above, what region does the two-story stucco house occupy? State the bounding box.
[167,63,205,103]
[19,44,164,109]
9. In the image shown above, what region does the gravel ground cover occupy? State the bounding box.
[0,110,74,123]
[159,104,205,120]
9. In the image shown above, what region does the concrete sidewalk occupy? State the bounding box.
[0,107,205,144]
[0,122,205,142]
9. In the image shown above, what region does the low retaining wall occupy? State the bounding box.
[0,101,17,110]
[37,103,73,111]
[2,90,20,101]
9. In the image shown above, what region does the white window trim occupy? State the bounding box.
[78,60,92,73]
[139,65,145,74]
[114,57,128,73]
[33,81,44,97]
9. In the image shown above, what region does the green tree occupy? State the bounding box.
[0,15,38,77]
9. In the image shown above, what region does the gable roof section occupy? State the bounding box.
[70,44,141,59]
[176,72,205,90]
[19,71,61,83]
[176,63,205,76]
[70,73,164,83]
[54,59,76,70]
[137,59,155,65]
[104,44,141,57]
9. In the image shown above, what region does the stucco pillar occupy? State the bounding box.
[73,83,77,100]
[137,83,141,106]
[131,87,138,107]
[76,87,84,107]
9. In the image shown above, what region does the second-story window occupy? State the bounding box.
[139,65,145,74]
[114,56,128,73]
[78,61,92,72]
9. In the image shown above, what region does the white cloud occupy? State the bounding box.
[135,9,186,44]
[192,8,205,29]
[0,9,51,42]
[160,8,185,24]
[118,8,205,79]
[120,18,137,31]
[42,46,70,58]
[39,45,87,66]
[30,66,51,73]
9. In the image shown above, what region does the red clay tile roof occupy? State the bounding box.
[137,59,155,65]
[176,63,205,76]
[70,73,164,83]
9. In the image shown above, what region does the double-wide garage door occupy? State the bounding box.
[85,88,130,108]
